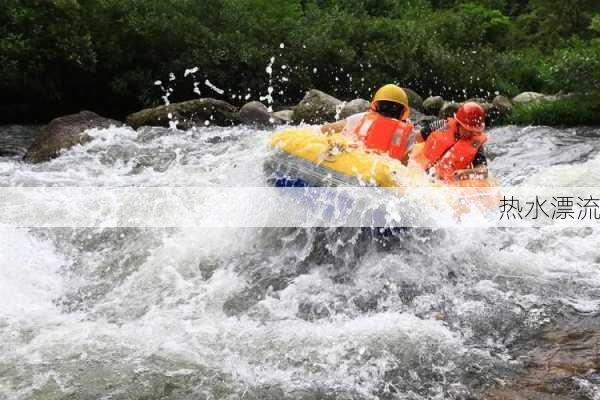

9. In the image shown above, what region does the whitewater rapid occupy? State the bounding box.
[1,124,599,399]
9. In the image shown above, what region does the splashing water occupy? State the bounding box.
[204,79,225,96]
[1,124,600,399]
[260,57,277,115]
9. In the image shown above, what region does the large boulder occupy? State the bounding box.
[238,101,272,127]
[512,92,556,104]
[423,96,445,116]
[292,89,343,124]
[439,101,462,118]
[126,98,238,129]
[23,111,120,163]
[339,98,370,119]
[402,88,424,112]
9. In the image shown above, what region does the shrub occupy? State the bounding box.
[497,94,600,126]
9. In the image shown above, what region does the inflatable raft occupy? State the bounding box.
[264,128,499,215]
[265,128,495,187]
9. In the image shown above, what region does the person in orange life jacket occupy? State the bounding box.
[320,84,414,163]
[411,102,489,181]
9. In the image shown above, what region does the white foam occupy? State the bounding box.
[0,228,66,319]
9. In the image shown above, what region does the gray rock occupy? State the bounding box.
[403,88,424,112]
[23,111,120,163]
[272,109,294,123]
[512,92,556,104]
[492,95,512,112]
[126,98,238,129]
[292,89,343,124]
[489,95,513,118]
[238,101,272,126]
[423,96,445,116]
[339,98,370,119]
[439,101,462,118]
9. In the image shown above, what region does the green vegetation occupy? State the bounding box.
[497,94,600,126]
[1,0,599,124]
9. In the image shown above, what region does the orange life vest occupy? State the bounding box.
[412,118,487,181]
[353,111,413,161]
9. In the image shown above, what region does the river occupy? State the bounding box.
[0,123,599,399]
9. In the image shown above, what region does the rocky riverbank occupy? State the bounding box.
[0,87,582,163]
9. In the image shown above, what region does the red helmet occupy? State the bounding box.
[455,102,486,132]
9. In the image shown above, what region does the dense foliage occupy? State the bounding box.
[1,0,599,123]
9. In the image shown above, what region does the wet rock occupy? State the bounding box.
[439,101,462,118]
[126,98,238,129]
[403,87,424,112]
[273,109,294,123]
[339,98,370,119]
[491,95,513,115]
[292,89,343,124]
[23,111,120,163]
[238,101,272,127]
[512,92,557,104]
[423,96,445,116]
[484,316,600,400]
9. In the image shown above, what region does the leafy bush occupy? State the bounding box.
[497,94,600,126]
[1,0,599,124]
[538,41,600,93]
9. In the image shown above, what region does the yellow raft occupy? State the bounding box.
[266,128,499,213]
[268,128,495,187]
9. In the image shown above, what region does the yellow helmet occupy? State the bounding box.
[371,84,409,108]
[371,84,410,120]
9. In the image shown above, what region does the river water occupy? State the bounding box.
[0,124,599,399]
